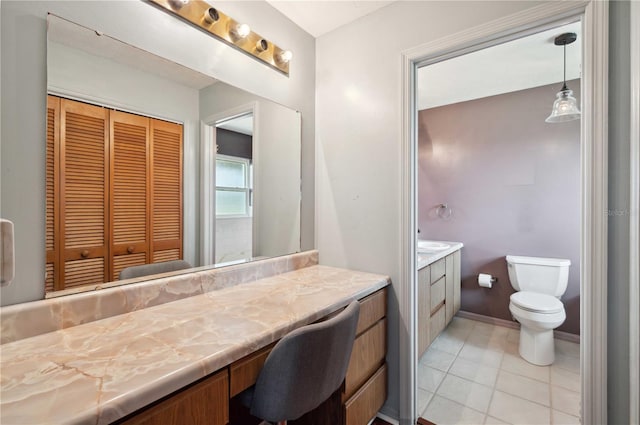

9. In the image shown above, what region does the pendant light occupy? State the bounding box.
[546,32,581,123]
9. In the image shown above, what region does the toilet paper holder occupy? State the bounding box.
[478,273,498,288]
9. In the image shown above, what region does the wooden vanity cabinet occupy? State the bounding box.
[117,369,229,425]
[342,288,388,425]
[114,287,388,425]
[226,287,388,425]
[418,250,461,357]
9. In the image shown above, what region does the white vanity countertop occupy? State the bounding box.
[0,265,389,425]
[417,241,464,269]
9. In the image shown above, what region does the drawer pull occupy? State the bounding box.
[127,246,135,254]
[80,250,89,258]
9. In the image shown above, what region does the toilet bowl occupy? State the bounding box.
[509,291,566,365]
[506,255,571,366]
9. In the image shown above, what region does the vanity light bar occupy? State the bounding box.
[148,0,291,76]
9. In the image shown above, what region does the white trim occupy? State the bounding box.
[400,2,607,424]
[580,3,609,424]
[629,1,640,422]
[200,102,258,266]
[200,123,216,266]
[399,42,417,425]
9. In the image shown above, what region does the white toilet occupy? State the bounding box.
[506,255,571,366]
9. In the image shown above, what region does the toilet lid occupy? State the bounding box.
[510,291,564,314]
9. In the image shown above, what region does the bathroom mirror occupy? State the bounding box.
[42,14,301,295]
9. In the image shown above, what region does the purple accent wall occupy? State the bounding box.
[418,80,581,335]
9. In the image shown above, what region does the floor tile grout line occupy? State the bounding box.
[419,318,581,424]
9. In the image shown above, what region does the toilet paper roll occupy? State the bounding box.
[478,273,493,289]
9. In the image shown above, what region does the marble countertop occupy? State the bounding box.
[417,241,464,269]
[0,265,389,425]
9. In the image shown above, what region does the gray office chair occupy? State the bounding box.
[118,259,192,280]
[240,301,361,425]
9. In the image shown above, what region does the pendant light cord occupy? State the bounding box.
[562,43,568,92]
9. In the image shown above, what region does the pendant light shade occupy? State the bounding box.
[546,87,581,123]
[546,32,580,123]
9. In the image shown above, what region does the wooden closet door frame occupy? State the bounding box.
[46,96,62,290]
[59,98,111,285]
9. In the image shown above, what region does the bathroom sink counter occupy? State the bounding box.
[417,241,463,269]
[0,265,390,425]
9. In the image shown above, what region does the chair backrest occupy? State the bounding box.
[250,301,361,422]
[118,259,192,280]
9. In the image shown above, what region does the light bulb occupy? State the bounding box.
[232,23,251,39]
[546,89,581,123]
[168,0,189,10]
[277,50,293,64]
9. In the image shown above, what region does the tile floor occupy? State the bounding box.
[418,317,581,425]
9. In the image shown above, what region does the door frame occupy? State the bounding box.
[399,1,608,424]
[629,1,640,423]
[200,102,258,266]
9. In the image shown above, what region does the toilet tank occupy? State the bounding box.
[506,255,571,297]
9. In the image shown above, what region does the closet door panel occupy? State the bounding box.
[150,119,183,262]
[60,99,109,288]
[110,111,150,280]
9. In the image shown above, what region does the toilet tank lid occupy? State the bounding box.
[506,255,571,267]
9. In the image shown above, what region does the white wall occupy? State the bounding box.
[48,41,201,267]
[0,0,315,306]
[315,1,547,419]
[216,217,252,263]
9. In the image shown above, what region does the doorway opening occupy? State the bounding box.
[399,2,608,424]
[415,20,582,424]
[214,113,255,266]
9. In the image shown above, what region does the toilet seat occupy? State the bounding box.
[510,291,564,314]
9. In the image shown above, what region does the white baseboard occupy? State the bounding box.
[456,310,581,343]
[375,412,400,425]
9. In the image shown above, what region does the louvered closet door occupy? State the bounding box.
[150,119,183,263]
[110,111,151,280]
[46,96,60,291]
[60,99,110,289]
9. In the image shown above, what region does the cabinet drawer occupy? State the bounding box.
[119,369,228,425]
[418,266,430,286]
[430,258,446,283]
[430,304,446,339]
[356,288,387,335]
[344,318,386,400]
[344,363,387,425]
[430,276,445,313]
[229,344,274,397]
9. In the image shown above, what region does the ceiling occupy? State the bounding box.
[266,0,396,37]
[417,21,582,110]
[217,114,254,136]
